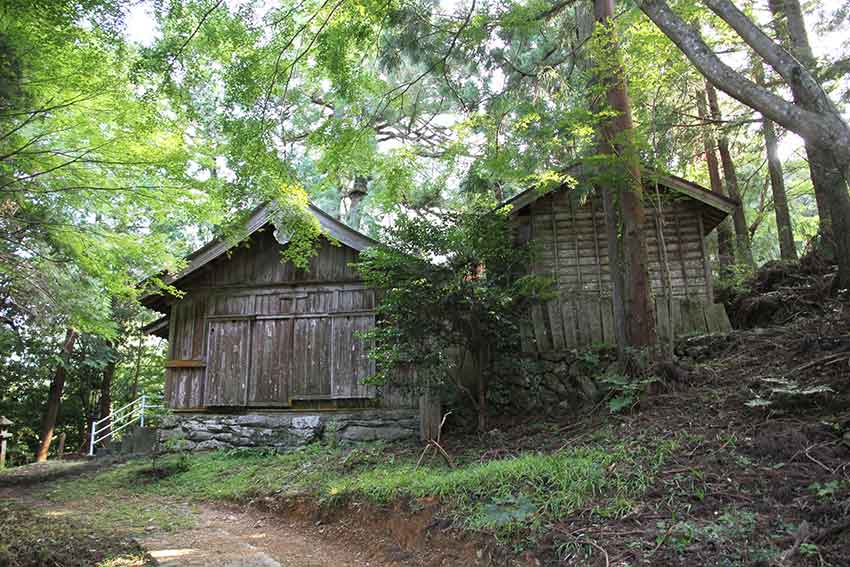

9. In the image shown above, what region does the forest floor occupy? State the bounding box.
[1,261,849,567]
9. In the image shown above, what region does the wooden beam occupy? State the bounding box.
[570,196,583,290]
[549,195,566,351]
[255,309,376,320]
[165,360,207,368]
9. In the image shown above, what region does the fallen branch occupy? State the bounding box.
[783,352,848,379]
[813,518,850,543]
[416,411,454,469]
[773,521,810,567]
[579,538,610,567]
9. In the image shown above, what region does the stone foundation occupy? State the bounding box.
[489,350,616,416]
[158,409,419,451]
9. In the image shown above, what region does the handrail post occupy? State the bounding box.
[89,420,95,456]
[140,395,146,428]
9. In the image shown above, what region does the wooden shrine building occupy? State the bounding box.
[505,168,735,352]
[141,203,405,413]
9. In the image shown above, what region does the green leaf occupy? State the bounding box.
[609,395,633,414]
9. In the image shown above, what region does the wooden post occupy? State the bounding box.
[0,416,12,469]
[419,387,441,442]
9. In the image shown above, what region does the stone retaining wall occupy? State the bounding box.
[158,409,419,451]
[489,350,615,416]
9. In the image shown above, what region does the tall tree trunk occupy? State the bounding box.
[696,88,735,271]
[638,0,850,162]
[762,118,797,260]
[594,0,656,351]
[638,0,850,286]
[344,176,369,230]
[767,0,850,283]
[767,0,839,252]
[35,328,77,462]
[98,345,116,448]
[601,182,628,363]
[754,60,797,260]
[77,390,95,454]
[705,83,755,268]
[576,0,627,362]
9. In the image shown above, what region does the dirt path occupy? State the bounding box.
[139,503,393,567]
[0,460,405,567]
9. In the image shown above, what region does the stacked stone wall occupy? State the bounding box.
[158,409,419,451]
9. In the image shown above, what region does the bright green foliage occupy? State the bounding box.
[0,2,222,463]
[269,184,329,270]
[137,0,457,227]
[1,2,219,335]
[137,0,840,271]
[355,202,552,420]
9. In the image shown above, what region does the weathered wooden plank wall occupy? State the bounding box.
[518,188,731,354]
[164,296,207,410]
[527,191,711,299]
[162,228,404,410]
[249,319,292,406]
[526,296,731,352]
[187,230,363,288]
[206,318,252,406]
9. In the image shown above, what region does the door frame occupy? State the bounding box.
[204,315,255,407]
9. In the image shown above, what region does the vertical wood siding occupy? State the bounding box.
[164,297,207,410]
[518,188,731,352]
[205,318,252,406]
[248,319,292,406]
[528,191,710,298]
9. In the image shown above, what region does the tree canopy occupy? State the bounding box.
[2,0,849,459]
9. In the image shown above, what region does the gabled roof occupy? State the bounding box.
[140,202,377,310]
[501,165,737,233]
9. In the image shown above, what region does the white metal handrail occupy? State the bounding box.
[88,395,163,456]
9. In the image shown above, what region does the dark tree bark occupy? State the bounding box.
[706,83,755,268]
[768,0,812,66]
[638,0,850,287]
[753,61,797,260]
[574,0,628,361]
[762,118,797,260]
[344,175,369,230]
[601,183,628,362]
[767,0,845,257]
[696,88,734,270]
[638,0,850,161]
[35,328,77,462]
[97,344,116,448]
[595,0,656,351]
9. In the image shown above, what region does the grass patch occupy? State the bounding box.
[47,433,679,541]
[43,469,197,534]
